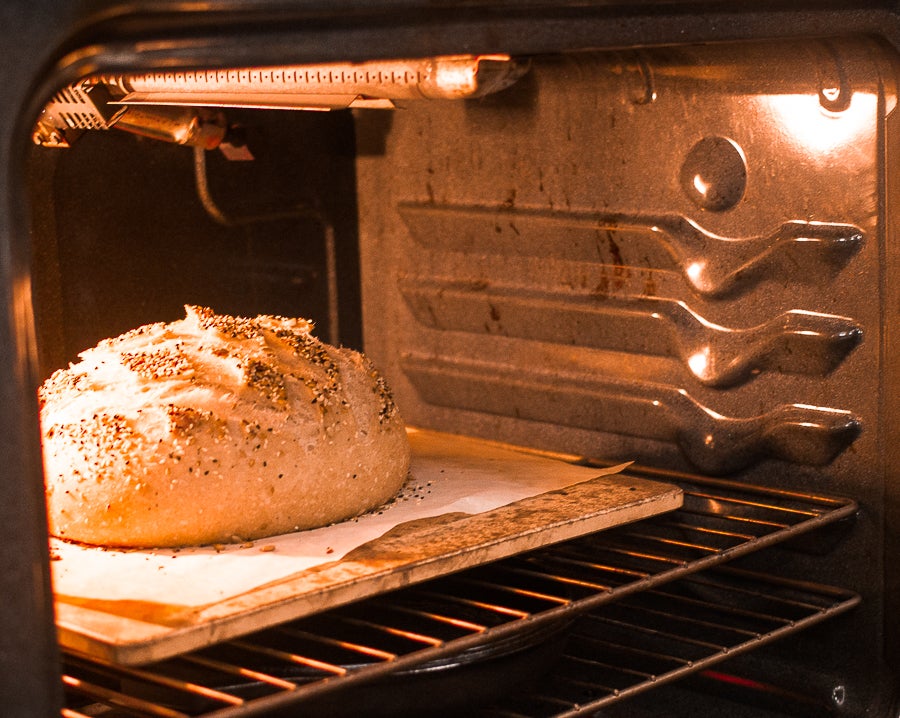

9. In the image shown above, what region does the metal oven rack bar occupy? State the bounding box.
[59,466,859,717]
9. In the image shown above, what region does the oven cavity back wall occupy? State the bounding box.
[358,38,881,474]
[357,37,899,698]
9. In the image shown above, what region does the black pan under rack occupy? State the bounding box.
[60,468,859,718]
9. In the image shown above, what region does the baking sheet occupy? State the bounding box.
[53,428,682,665]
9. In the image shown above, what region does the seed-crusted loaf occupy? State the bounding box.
[39,305,410,548]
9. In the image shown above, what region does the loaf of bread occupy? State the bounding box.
[39,306,411,548]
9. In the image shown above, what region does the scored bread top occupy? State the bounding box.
[39,305,410,548]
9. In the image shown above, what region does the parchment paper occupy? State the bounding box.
[51,429,631,608]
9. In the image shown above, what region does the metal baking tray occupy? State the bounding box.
[52,429,681,665]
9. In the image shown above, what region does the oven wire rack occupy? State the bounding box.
[478,566,860,717]
[59,465,860,717]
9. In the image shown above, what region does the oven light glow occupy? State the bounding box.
[431,61,480,96]
[759,91,876,157]
[692,174,711,197]
[821,86,841,104]
[794,403,852,415]
[687,348,710,379]
[685,260,706,285]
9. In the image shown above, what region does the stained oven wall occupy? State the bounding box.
[356,37,900,709]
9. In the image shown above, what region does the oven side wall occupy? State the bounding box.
[882,45,900,681]
[356,37,900,708]
[0,0,85,711]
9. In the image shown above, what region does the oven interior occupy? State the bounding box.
[8,3,900,716]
